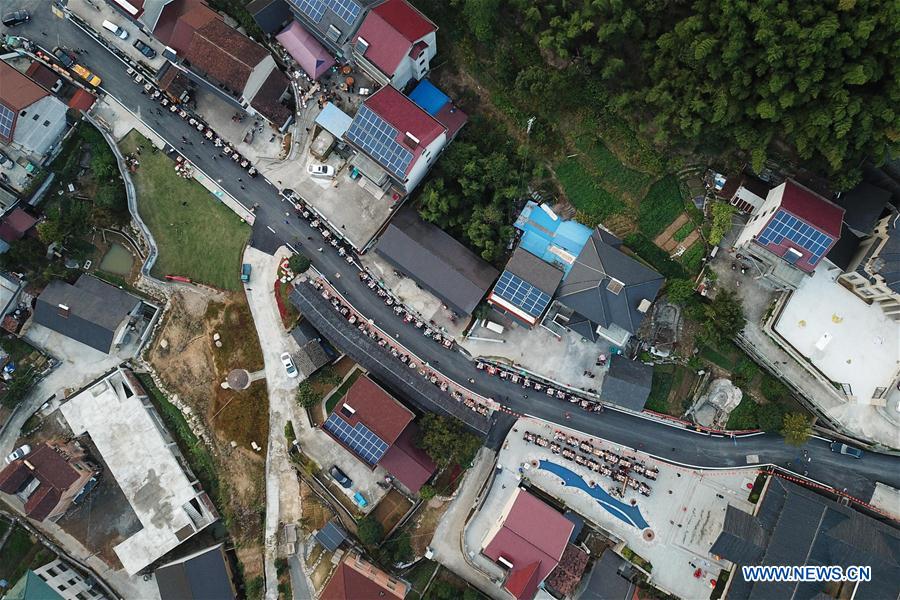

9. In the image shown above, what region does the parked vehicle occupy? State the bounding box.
[307,163,335,178]
[2,10,30,27]
[280,352,298,378]
[329,466,352,488]
[830,442,863,459]
[6,444,31,464]
[133,39,157,58]
[102,19,129,39]
[240,263,251,282]
[52,47,76,68]
[72,64,101,87]
[0,151,13,170]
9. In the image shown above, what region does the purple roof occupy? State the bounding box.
[276,21,335,80]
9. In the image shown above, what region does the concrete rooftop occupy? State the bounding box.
[60,369,216,574]
[774,264,900,403]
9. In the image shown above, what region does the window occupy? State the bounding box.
[43,120,50,127]
[47,568,58,577]
[58,564,69,572]
[354,36,369,54]
[57,585,66,591]
[784,248,803,265]
[67,578,77,585]
[32,114,39,120]
[873,387,887,399]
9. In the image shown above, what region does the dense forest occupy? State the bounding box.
[453,0,898,184]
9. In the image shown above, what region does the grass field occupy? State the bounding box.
[673,222,694,242]
[645,364,675,413]
[679,241,705,273]
[638,176,686,238]
[120,132,249,290]
[572,133,653,203]
[555,159,626,221]
[0,525,53,584]
[324,368,363,414]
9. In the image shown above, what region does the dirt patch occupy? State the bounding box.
[146,287,267,571]
[300,480,334,534]
[310,550,336,591]
[407,497,450,556]
[654,213,690,247]
[372,489,414,535]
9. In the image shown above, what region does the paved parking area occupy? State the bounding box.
[459,312,609,393]
[467,417,756,600]
[66,0,167,72]
[192,88,286,163]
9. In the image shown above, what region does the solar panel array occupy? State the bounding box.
[0,105,14,140]
[289,0,360,25]
[345,106,413,179]
[492,270,553,318]
[757,210,833,264]
[324,414,389,464]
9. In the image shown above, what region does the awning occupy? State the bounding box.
[276,21,335,80]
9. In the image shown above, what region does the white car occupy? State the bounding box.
[281,352,298,378]
[307,163,335,178]
[6,444,31,464]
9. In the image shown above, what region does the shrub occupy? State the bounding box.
[357,515,383,546]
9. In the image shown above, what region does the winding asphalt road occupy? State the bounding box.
[8,4,900,508]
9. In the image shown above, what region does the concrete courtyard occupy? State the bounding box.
[459,313,609,393]
[465,417,756,599]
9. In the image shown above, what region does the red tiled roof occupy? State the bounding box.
[67,88,97,112]
[0,223,19,244]
[545,544,590,596]
[24,484,61,521]
[483,489,574,600]
[24,62,60,92]
[376,423,436,492]
[249,68,291,126]
[331,375,412,444]
[779,179,844,238]
[352,0,434,77]
[184,18,269,93]
[505,562,542,600]
[154,0,217,55]
[360,86,445,177]
[0,62,48,143]
[3,208,38,237]
[0,462,31,494]
[372,0,435,43]
[320,557,404,600]
[26,444,80,490]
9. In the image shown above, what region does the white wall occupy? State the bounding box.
[735,183,786,248]
[389,30,436,89]
[403,131,446,193]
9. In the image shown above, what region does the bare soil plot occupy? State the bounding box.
[407,497,450,556]
[372,489,414,535]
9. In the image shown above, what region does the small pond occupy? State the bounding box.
[98,242,134,276]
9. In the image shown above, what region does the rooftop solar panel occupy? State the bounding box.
[757,210,833,264]
[289,0,360,24]
[345,105,413,180]
[324,413,389,464]
[492,270,552,318]
[0,105,14,140]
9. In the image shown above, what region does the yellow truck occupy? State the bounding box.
[71,64,101,87]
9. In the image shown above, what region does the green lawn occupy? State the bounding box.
[638,176,686,238]
[572,133,653,203]
[120,132,249,290]
[673,222,694,242]
[699,342,742,371]
[324,369,363,414]
[678,240,705,274]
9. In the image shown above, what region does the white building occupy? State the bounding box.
[33,558,107,600]
[350,0,437,89]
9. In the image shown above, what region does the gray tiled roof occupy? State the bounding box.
[155,544,235,600]
[600,358,653,411]
[834,182,890,235]
[556,228,664,336]
[33,275,140,353]
[711,478,900,600]
[874,214,900,293]
[505,247,563,295]
[375,207,499,315]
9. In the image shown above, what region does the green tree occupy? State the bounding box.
[708,203,735,246]
[416,414,481,468]
[757,401,786,432]
[37,200,90,246]
[357,515,383,546]
[781,412,812,446]
[699,290,746,345]
[288,253,311,274]
[296,381,320,408]
[666,278,695,305]
[419,484,436,501]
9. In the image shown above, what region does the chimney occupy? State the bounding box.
[58,304,70,318]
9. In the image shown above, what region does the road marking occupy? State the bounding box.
[267,226,277,234]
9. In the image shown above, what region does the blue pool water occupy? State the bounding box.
[538,460,649,530]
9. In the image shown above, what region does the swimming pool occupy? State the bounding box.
[538,460,649,530]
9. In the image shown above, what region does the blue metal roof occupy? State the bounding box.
[315,103,353,138]
[514,201,592,274]
[407,80,450,116]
